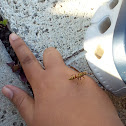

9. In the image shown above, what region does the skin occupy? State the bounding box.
[2,33,124,126]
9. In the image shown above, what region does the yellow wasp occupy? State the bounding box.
[69,72,88,80]
[69,66,91,80]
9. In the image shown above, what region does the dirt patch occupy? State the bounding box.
[0,16,33,94]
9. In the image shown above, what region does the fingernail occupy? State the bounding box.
[10,33,19,41]
[2,86,13,99]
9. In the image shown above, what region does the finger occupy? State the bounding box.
[2,85,34,125]
[43,47,65,69]
[9,33,44,88]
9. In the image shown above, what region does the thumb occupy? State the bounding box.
[2,85,34,125]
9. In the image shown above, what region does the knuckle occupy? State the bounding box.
[13,38,36,65]
[21,55,35,65]
[13,37,26,53]
[13,95,27,111]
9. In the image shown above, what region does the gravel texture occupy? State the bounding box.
[0,0,107,61]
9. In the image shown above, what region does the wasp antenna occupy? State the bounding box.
[69,66,80,72]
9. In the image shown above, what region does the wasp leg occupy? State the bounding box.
[87,72,92,75]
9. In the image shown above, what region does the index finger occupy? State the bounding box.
[9,33,44,89]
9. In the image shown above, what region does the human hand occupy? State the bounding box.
[2,33,123,126]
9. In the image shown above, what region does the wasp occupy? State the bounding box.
[69,66,92,80]
[69,72,88,80]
